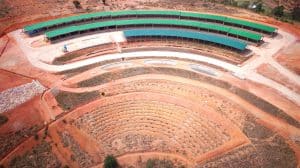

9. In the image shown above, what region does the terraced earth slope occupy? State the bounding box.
[0,2,300,168]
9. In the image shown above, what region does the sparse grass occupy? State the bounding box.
[58,131,94,167]
[0,125,41,159]
[9,140,61,167]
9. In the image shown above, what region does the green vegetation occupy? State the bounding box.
[272,5,284,17]
[104,155,118,168]
[146,159,155,168]
[253,1,264,13]
[0,114,8,126]
[292,7,300,21]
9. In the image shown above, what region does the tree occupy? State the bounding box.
[254,2,264,13]
[104,155,118,168]
[272,5,284,17]
[291,7,300,21]
[73,0,82,9]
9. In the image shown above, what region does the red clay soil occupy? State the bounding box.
[0,35,9,57]
[257,63,300,94]
[1,76,299,167]
[0,69,32,92]
[276,41,300,75]
[0,95,45,135]
[0,0,107,37]
[49,121,103,167]
[0,95,46,161]
[0,36,63,88]
[42,90,65,120]
[222,73,300,122]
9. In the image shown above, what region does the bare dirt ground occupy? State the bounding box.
[276,41,300,75]
[0,69,32,92]
[0,95,45,160]
[0,0,106,36]
[257,63,300,94]
[0,35,62,87]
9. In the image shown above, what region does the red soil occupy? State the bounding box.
[276,41,300,75]
[0,95,45,134]
[0,35,63,88]
[222,73,300,122]
[0,69,32,92]
[257,63,300,94]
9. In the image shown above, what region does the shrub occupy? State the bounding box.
[146,159,154,168]
[0,114,8,126]
[292,7,300,21]
[62,119,67,124]
[254,2,264,13]
[73,0,82,9]
[238,1,250,9]
[34,134,39,140]
[272,5,284,17]
[104,155,118,168]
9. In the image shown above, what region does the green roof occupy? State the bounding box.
[124,29,247,50]
[110,10,137,16]
[137,10,181,16]
[180,12,227,21]
[46,19,262,41]
[24,12,111,32]
[24,10,276,34]
[225,17,276,33]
